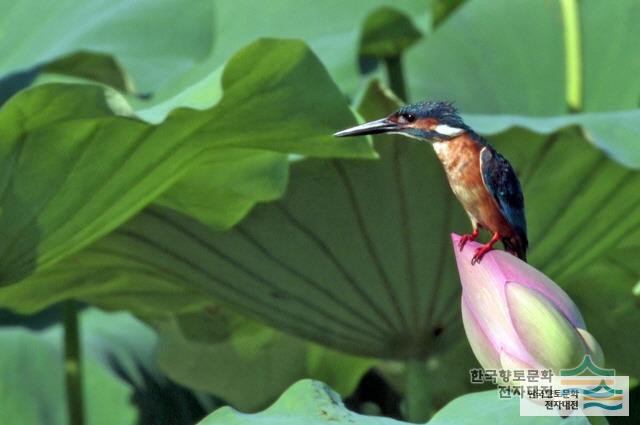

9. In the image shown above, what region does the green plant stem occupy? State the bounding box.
[386,45,425,415]
[588,417,609,425]
[405,359,431,423]
[384,55,408,102]
[560,0,583,112]
[64,301,85,425]
[588,417,610,425]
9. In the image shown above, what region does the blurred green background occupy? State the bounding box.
[0,0,638,424]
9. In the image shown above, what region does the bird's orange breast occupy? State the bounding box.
[432,135,514,236]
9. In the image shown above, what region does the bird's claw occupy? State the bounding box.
[458,230,479,252]
[470,232,500,265]
[471,246,490,265]
[471,241,499,265]
[458,236,471,251]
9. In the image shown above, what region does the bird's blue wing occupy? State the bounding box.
[480,146,528,243]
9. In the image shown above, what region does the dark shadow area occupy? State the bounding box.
[0,67,40,106]
[345,369,402,420]
[107,351,222,425]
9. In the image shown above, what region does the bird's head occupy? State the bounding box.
[334,101,468,142]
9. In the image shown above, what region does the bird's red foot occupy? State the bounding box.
[471,245,493,265]
[470,232,500,265]
[458,228,480,251]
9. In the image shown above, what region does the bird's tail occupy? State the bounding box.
[502,235,528,262]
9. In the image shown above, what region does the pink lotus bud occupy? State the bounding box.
[452,234,604,373]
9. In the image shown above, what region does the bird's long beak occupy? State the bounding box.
[333,118,399,137]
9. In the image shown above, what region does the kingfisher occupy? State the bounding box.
[334,101,527,264]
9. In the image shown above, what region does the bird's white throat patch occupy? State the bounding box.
[434,124,464,137]
[432,141,450,156]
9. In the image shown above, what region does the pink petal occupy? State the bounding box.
[451,234,584,328]
[461,297,501,369]
[452,234,537,365]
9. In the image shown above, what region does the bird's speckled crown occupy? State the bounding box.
[398,101,463,125]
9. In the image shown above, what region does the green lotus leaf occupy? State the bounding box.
[465,111,640,169]
[405,0,640,115]
[5,80,639,368]
[580,0,640,111]
[146,82,640,360]
[48,81,464,358]
[563,244,640,378]
[43,52,134,94]
[196,379,405,425]
[194,379,588,425]
[149,0,429,102]
[428,390,589,425]
[405,0,565,115]
[0,38,373,289]
[156,150,289,230]
[155,309,374,411]
[0,0,214,92]
[359,7,423,58]
[431,0,467,28]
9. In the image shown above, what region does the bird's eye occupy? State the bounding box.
[401,113,416,123]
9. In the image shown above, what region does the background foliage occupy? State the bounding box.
[0,0,638,424]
